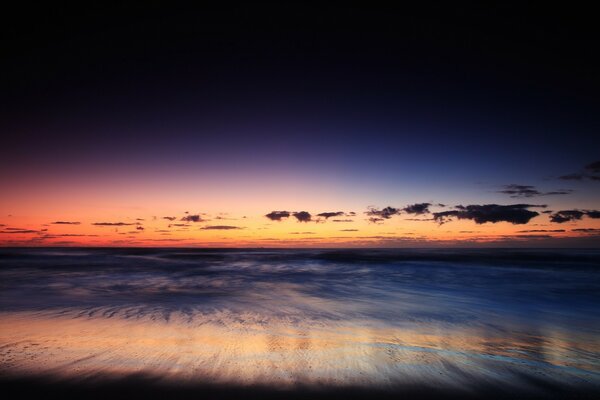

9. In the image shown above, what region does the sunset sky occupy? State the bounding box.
[2,4,599,247]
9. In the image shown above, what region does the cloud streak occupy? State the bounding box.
[92,222,135,226]
[559,160,600,181]
[498,184,573,198]
[200,225,242,230]
[316,211,345,219]
[572,228,600,232]
[517,229,565,233]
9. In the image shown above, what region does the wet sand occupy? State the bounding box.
[0,248,599,398]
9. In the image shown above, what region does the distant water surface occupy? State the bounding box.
[0,248,599,397]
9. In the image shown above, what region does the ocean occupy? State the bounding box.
[0,248,599,399]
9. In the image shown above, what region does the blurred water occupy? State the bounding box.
[0,248,599,395]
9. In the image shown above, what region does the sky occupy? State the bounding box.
[1,3,599,247]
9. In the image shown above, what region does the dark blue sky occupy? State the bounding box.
[3,4,598,173]
[1,3,599,247]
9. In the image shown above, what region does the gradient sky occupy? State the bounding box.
[1,3,599,247]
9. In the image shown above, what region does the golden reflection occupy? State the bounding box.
[0,311,597,388]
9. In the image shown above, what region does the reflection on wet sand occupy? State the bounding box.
[0,248,599,397]
[0,310,597,391]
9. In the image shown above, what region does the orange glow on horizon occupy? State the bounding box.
[1,206,597,247]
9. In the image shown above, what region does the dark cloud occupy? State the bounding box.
[136,225,144,230]
[498,184,540,197]
[316,211,345,219]
[200,225,242,230]
[368,217,385,224]
[0,229,38,234]
[92,222,135,226]
[163,216,176,221]
[332,219,354,222]
[587,210,600,218]
[365,206,400,219]
[550,209,600,223]
[403,203,431,215]
[181,214,202,222]
[509,234,553,239]
[498,184,572,198]
[559,173,583,180]
[290,231,315,234]
[559,160,600,181]
[340,229,358,232]
[572,228,600,232]
[265,211,291,221]
[355,235,416,240]
[51,221,81,225]
[549,210,584,223]
[433,204,544,225]
[293,211,312,222]
[545,190,574,195]
[585,161,600,174]
[168,223,189,227]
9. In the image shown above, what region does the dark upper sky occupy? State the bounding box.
[3,3,598,165]
[1,3,599,247]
